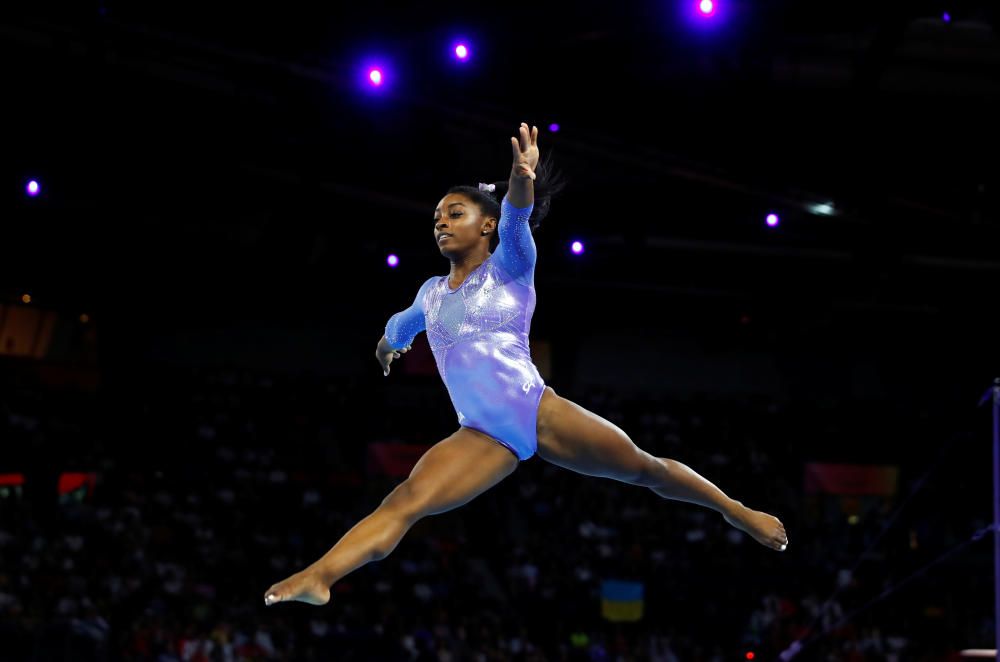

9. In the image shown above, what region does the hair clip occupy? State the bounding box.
[478,182,496,193]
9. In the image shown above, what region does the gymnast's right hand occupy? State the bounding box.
[376,335,410,376]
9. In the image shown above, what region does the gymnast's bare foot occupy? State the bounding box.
[722,501,789,551]
[264,567,331,606]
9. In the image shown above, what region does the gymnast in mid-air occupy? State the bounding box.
[264,122,788,607]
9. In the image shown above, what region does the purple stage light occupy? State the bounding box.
[26,180,40,196]
[571,240,584,254]
[549,123,560,132]
[359,59,393,93]
[454,44,469,60]
[387,254,399,268]
[682,0,724,29]
[766,213,779,227]
[942,12,951,22]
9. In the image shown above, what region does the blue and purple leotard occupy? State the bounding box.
[384,195,545,461]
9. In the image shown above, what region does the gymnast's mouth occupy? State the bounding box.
[438,234,453,243]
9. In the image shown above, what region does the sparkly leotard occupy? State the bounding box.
[384,195,545,461]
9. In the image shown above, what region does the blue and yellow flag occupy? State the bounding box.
[600,580,644,622]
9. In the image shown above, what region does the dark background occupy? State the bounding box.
[3,1,999,394]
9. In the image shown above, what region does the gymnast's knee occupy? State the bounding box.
[379,479,430,524]
[633,454,670,488]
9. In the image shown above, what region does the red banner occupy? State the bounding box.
[367,442,432,477]
[0,473,25,487]
[58,472,97,496]
[804,463,898,496]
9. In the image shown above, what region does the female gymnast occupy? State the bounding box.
[264,122,788,607]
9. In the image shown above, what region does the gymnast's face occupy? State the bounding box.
[433,193,497,256]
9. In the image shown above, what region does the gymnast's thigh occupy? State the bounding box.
[535,387,660,484]
[383,426,519,518]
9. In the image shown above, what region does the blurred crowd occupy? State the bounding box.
[0,362,993,661]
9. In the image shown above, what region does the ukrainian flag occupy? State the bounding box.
[600,580,644,622]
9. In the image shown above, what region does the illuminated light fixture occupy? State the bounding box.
[808,201,836,216]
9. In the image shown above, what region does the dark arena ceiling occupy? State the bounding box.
[2,0,999,329]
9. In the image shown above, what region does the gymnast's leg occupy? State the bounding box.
[263,426,519,606]
[535,387,789,551]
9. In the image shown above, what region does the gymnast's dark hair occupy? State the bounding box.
[447,152,567,250]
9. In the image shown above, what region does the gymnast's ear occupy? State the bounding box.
[481,215,498,236]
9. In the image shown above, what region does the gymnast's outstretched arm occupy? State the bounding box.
[493,123,539,285]
[376,276,436,376]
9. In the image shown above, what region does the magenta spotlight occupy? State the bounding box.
[698,0,716,16]
[369,69,383,86]
[26,180,40,196]
[766,213,779,227]
[549,123,560,132]
[571,240,584,254]
[454,43,469,60]
[387,254,399,268]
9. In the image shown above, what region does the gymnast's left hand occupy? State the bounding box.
[510,122,539,181]
[376,335,410,377]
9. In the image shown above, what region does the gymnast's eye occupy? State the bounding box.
[450,212,462,218]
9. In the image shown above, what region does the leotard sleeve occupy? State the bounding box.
[492,194,536,285]
[384,276,437,350]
